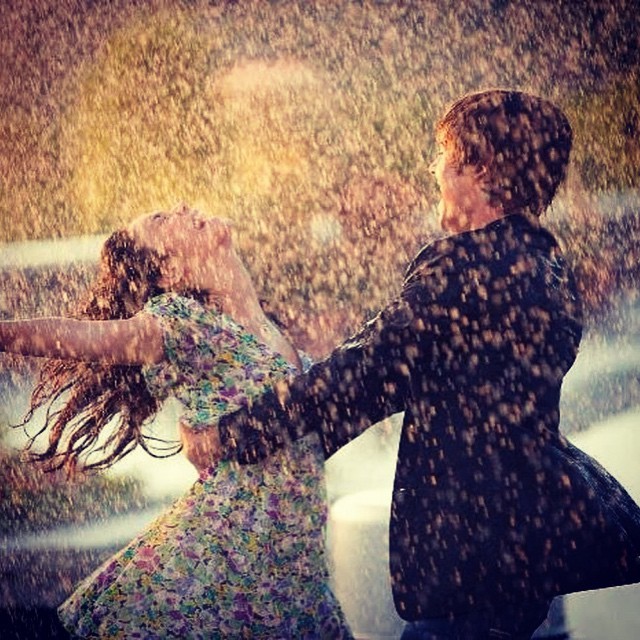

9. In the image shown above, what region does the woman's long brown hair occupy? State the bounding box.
[20,229,180,473]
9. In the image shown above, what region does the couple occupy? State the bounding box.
[3,89,640,639]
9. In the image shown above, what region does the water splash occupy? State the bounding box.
[1,2,639,635]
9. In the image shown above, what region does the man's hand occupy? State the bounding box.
[179,420,224,472]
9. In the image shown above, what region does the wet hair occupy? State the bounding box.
[22,229,181,473]
[435,89,573,217]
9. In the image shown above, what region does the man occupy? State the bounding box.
[216,90,640,639]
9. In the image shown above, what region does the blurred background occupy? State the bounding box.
[1,0,639,637]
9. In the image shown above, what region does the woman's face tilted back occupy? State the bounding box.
[127,204,236,295]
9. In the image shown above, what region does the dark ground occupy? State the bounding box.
[0,608,70,640]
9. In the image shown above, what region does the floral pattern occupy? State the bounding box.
[58,293,351,639]
[142,294,298,431]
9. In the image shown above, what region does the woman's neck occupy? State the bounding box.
[208,262,266,327]
[218,292,266,327]
[195,254,301,369]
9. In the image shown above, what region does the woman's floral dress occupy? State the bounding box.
[58,293,352,639]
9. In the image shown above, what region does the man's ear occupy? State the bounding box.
[475,164,488,178]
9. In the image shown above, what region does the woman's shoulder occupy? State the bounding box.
[143,293,227,357]
[144,292,213,321]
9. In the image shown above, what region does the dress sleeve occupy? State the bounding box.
[141,293,226,424]
[145,293,224,364]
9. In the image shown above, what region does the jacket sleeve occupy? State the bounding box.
[219,298,415,463]
[219,254,449,464]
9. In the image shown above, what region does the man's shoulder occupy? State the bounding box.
[405,224,498,280]
[404,214,559,285]
[405,234,461,275]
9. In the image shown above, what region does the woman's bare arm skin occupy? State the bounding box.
[0,313,164,365]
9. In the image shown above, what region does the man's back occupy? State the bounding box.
[390,214,640,619]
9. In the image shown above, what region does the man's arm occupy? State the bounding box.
[217,238,459,465]
[219,286,430,464]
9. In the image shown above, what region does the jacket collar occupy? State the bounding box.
[404,213,544,278]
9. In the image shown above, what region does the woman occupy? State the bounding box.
[1,204,352,639]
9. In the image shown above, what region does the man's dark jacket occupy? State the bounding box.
[219,213,640,619]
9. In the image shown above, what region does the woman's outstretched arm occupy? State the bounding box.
[0,314,164,365]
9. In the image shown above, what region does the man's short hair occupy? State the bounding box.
[436,89,573,217]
